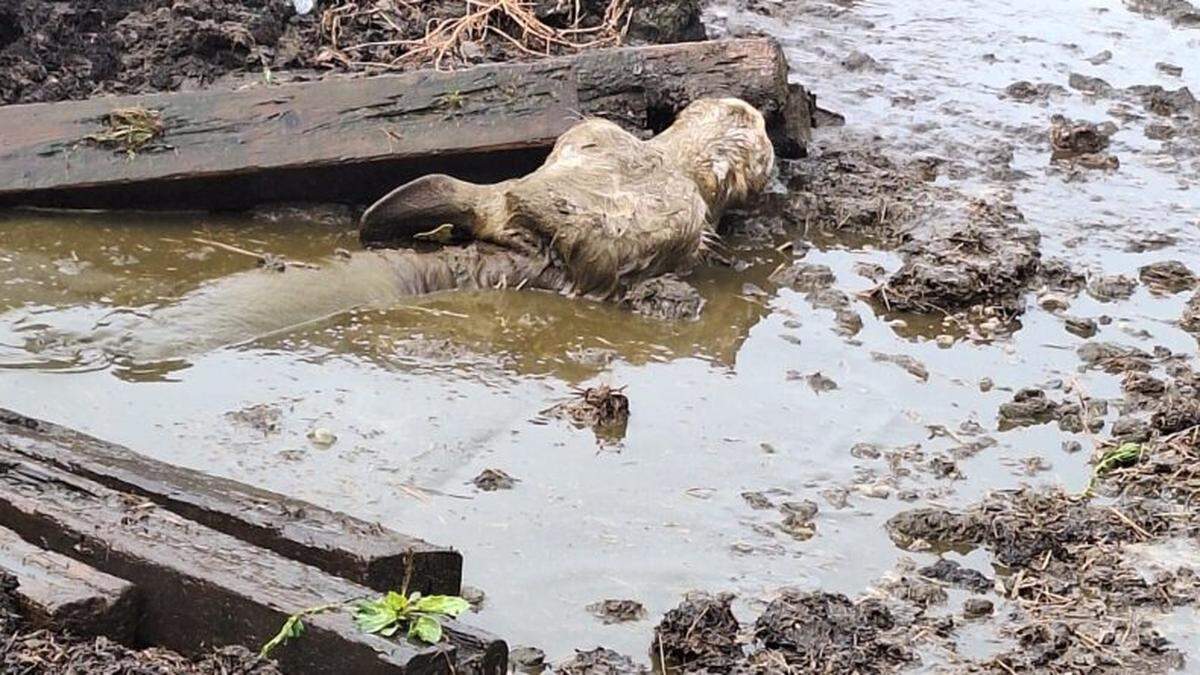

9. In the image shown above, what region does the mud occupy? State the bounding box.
[0,0,702,105]
[2,571,278,674]
[472,468,517,491]
[3,0,1200,668]
[586,599,647,625]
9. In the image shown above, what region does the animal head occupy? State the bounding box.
[650,98,775,215]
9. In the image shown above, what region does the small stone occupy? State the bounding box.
[780,499,819,521]
[806,372,839,393]
[1156,62,1183,77]
[963,598,994,618]
[510,646,546,670]
[1039,293,1071,311]
[936,334,955,348]
[306,427,337,448]
[1064,316,1098,338]
[979,377,994,392]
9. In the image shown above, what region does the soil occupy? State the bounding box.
[1,571,278,674]
[544,385,631,444]
[2,0,1200,670]
[586,599,647,625]
[472,468,517,491]
[0,0,703,105]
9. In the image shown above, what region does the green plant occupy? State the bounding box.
[1084,442,1142,496]
[259,592,469,659]
[259,602,343,659]
[354,591,470,644]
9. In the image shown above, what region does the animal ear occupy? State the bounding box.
[359,174,486,247]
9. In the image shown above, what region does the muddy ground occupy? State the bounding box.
[1,0,1199,672]
[0,0,702,105]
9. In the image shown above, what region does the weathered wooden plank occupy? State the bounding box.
[0,524,139,642]
[0,60,577,193]
[0,38,809,210]
[0,449,506,674]
[0,408,461,597]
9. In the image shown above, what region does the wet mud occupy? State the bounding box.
[0,0,702,105]
[2,0,1200,669]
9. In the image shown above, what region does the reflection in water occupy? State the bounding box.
[0,208,777,383]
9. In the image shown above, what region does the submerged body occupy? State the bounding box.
[361,98,775,298]
[59,99,774,363]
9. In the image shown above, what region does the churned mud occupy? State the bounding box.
[1,0,1199,670]
[0,0,702,105]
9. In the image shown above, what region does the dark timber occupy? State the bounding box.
[0,38,811,210]
[0,408,461,596]
[0,524,139,642]
[0,448,507,674]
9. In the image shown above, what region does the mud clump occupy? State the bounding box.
[751,590,912,673]
[1003,80,1066,102]
[1139,260,1197,294]
[769,262,835,293]
[625,275,705,321]
[546,384,631,443]
[557,647,648,675]
[1182,292,1200,334]
[997,387,1106,433]
[1087,273,1139,301]
[917,559,992,593]
[654,591,742,671]
[877,210,1041,315]
[1049,114,1119,169]
[586,599,647,624]
[1067,73,1114,96]
[886,488,1169,567]
[472,468,517,491]
[1077,341,1153,373]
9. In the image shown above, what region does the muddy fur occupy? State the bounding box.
[361,99,775,301]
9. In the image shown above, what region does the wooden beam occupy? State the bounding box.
[0,39,809,210]
[0,449,506,674]
[0,525,139,642]
[0,408,461,597]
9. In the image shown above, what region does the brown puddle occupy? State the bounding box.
[2,0,1199,668]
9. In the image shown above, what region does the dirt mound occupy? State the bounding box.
[886,487,1171,567]
[0,0,704,105]
[654,591,742,671]
[751,590,912,673]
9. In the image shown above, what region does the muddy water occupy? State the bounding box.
[1,0,1198,666]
